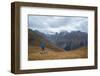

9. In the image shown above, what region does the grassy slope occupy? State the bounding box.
[28,47,88,60]
[28,29,88,60]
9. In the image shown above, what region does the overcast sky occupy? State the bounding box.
[28,15,88,34]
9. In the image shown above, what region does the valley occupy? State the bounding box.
[28,28,88,60]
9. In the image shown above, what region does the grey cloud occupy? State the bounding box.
[28,15,88,34]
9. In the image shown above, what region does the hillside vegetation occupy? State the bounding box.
[28,28,88,60]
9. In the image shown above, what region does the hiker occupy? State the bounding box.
[40,42,46,53]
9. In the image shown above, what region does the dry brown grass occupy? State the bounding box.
[28,46,88,60]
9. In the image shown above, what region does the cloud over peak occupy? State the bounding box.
[28,15,88,34]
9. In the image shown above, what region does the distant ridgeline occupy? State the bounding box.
[46,31,88,51]
[28,28,88,51]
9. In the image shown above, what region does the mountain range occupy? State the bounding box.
[28,29,65,52]
[28,28,88,51]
